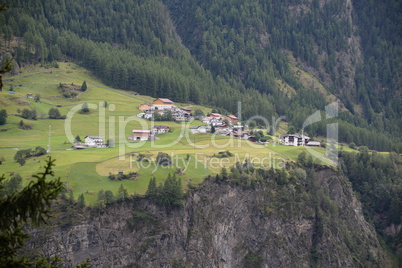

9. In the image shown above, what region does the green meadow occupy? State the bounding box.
[0,62,335,204]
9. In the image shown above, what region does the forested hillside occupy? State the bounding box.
[1,0,401,151]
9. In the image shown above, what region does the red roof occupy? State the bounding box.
[155,98,173,104]
[227,115,238,120]
[210,113,222,117]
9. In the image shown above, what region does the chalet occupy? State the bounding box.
[152,125,171,134]
[190,125,210,134]
[210,113,222,118]
[26,93,34,99]
[280,134,310,146]
[84,136,104,147]
[129,130,152,141]
[306,141,321,147]
[138,103,154,112]
[154,98,175,110]
[227,115,238,124]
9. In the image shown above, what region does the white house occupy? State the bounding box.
[280,134,310,146]
[152,125,171,134]
[85,136,104,147]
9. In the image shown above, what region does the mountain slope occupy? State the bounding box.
[1,0,401,151]
[29,167,391,267]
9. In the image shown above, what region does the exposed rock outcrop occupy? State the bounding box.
[30,168,390,267]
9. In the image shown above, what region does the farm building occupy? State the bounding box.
[129,130,152,141]
[306,141,321,147]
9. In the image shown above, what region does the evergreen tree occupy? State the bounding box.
[80,81,87,92]
[104,190,115,204]
[0,157,90,267]
[77,193,86,209]
[117,184,128,201]
[0,109,7,125]
[146,177,157,200]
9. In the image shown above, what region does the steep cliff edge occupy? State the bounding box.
[30,168,391,267]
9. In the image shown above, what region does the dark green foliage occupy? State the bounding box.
[349,142,356,150]
[339,151,402,256]
[210,125,215,134]
[17,158,25,166]
[77,193,86,209]
[108,172,139,181]
[0,157,67,267]
[14,146,46,162]
[75,135,81,142]
[0,109,7,125]
[81,103,89,114]
[128,211,155,231]
[298,151,307,166]
[18,120,33,130]
[156,152,172,166]
[48,108,62,119]
[96,189,105,209]
[153,111,174,121]
[80,81,87,92]
[0,174,22,198]
[21,109,37,120]
[146,174,183,211]
[34,93,40,102]
[146,177,158,201]
[1,0,401,153]
[243,251,262,268]
[104,190,115,204]
[117,184,129,201]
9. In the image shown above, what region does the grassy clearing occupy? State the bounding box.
[0,62,336,204]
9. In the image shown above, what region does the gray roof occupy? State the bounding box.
[85,136,103,139]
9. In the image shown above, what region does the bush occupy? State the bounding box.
[18,120,33,130]
[21,109,37,120]
[156,152,172,166]
[48,108,62,119]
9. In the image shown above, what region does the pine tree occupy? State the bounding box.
[80,80,87,92]
[146,177,157,200]
[117,184,128,201]
[78,193,86,209]
[0,157,91,267]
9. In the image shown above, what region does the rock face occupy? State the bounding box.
[34,168,389,267]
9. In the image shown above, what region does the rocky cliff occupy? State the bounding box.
[29,168,391,267]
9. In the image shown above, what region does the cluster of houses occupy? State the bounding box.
[75,98,320,148]
[138,98,191,122]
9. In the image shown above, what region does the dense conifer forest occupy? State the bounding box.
[0,0,401,152]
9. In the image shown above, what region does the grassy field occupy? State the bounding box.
[0,62,338,204]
